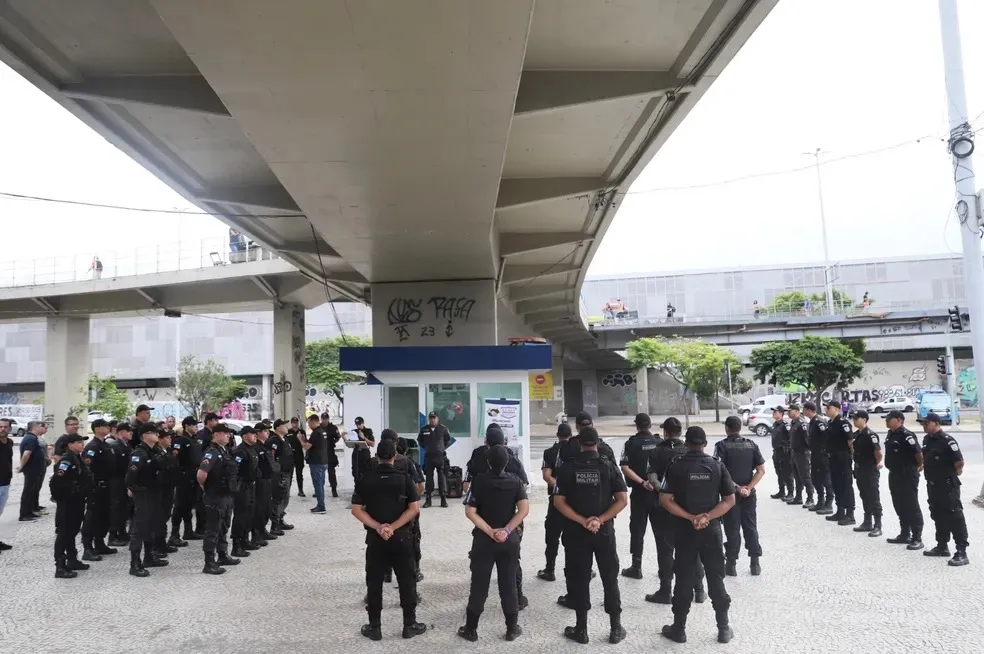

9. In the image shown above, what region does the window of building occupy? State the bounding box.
[386,386,420,436]
[426,383,472,436]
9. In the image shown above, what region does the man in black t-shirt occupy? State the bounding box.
[321,412,342,498]
[303,414,330,513]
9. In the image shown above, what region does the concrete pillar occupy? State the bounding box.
[635,368,649,415]
[272,304,306,422]
[44,316,90,428]
[371,280,497,346]
[261,374,272,420]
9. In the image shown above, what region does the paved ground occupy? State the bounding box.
[3,437,984,653]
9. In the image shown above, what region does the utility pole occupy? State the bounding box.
[936,0,984,507]
[806,148,836,315]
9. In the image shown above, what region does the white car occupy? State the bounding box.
[869,397,915,413]
[739,394,787,424]
[746,406,775,438]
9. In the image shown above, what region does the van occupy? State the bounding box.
[738,394,787,423]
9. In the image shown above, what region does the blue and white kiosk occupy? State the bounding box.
[338,344,552,476]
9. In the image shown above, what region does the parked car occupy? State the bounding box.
[917,391,957,425]
[869,396,915,413]
[739,394,787,424]
[746,406,774,438]
[5,417,29,438]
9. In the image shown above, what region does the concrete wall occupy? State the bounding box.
[594,368,691,417]
[370,280,496,346]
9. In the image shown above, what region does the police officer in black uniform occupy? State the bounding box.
[786,403,815,507]
[126,424,167,577]
[193,412,221,534]
[231,426,260,556]
[80,418,117,562]
[850,409,884,537]
[170,417,203,544]
[537,422,572,582]
[659,426,736,645]
[883,410,925,549]
[352,416,375,485]
[153,429,181,556]
[106,422,134,547]
[714,416,766,576]
[321,412,343,498]
[254,423,280,543]
[418,411,451,508]
[803,401,834,514]
[920,412,969,566]
[619,413,661,580]
[824,400,856,526]
[352,438,426,641]
[197,423,241,574]
[50,433,91,578]
[458,445,529,643]
[553,426,628,645]
[269,419,296,532]
[769,407,793,501]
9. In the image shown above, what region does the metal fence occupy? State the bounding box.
[0,237,280,288]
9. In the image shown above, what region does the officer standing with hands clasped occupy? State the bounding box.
[231,426,259,556]
[919,412,969,566]
[50,433,91,578]
[126,424,167,577]
[770,407,793,501]
[883,410,925,550]
[198,423,241,575]
[351,438,426,641]
[80,418,117,562]
[824,400,856,526]
[787,404,815,507]
[269,419,296,533]
[254,423,280,543]
[714,416,766,577]
[418,411,451,508]
[659,426,736,645]
[619,413,661,580]
[803,401,834,514]
[553,426,628,645]
[170,417,203,544]
[537,422,573,582]
[850,409,883,537]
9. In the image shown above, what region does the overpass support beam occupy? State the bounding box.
[636,368,650,415]
[272,304,306,422]
[44,317,90,427]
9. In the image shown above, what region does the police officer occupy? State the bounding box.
[537,422,572,582]
[786,403,814,507]
[106,423,133,547]
[321,412,343,498]
[769,406,793,501]
[286,417,306,497]
[850,409,884,537]
[269,419,296,532]
[255,422,280,543]
[80,418,117,562]
[824,400,856,526]
[231,426,260,556]
[714,416,766,576]
[396,434,426,583]
[352,438,426,641]
[659,427,736,645]
[458,445,529,643]
[418,411,451,508]
[883,410,925,550]
[193,412,221,535]
[920,412,969,566]
[619,413,661,579]
[553,426,628,645]
[563,411,617,464]
[170,417,204,545]
[197,423,241,574]
[126,424,167,577]
[50,433,91,578]
[352,417,375,485]
[153,429,181,556]
[803,401,834,514]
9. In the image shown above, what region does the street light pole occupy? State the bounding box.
[807,148,836,315]
[936,0,984,507]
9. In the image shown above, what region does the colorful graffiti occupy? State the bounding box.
[957,365,977,409]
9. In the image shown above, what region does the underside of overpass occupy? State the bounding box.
[0,0,776,370]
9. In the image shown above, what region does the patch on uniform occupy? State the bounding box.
[871,434,879,445]
[172,449,180,456]
[83,458,91,465]
[642,443,657,451]
[818,424,827,431]
[130,455,141,463]
[204,452,214,460]
[689,472,711,482]
[129,465,137,471]
[58,462,69,471]
[235,456,243,463]
[950,442,960,452]
[56,470,65,476]
[906,436,916,445]
[173,443,182,449]
[842,424,851,433]
[85,450,96,457]
[575,470,601,485]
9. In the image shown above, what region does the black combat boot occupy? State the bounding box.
[887,530,911,544]
[402,607,427,639]
[251,530,268,547]
[202,552,225,575]
[825,507,845,522]
[783,489,795,502]
[725,560,737,577]
[129,551,149,577]
[184,522,203,540]
[750,556,761,576]
[816,498,835,515]
[770,489,785,500]
[808,495,824,511]
[261,527,279,540]
[716,609,734,643]
[949,550,970,567]
[609,613,627,644]
[907,530,924,551]
[787,493,803,505]
[55,557,77,579]
[167,527,188,547]
[66,557,90,571]
[924,544,951,557]
[564,609,590,644]
[621,555,643,579]
[505,611,522,641]
[94,538,118,555]
[661,614,687,644]
[440,496,449,508]
[868,515,883,538]
[360,623,382,641]
[694,584,707,604]
[216,551,241,566]
[144,543,169,567]
[270,523,286,537]
[231,539,250,558]
[645,579,672,604]
[457,609,480,642]
[422,495,432,508]
[853,513,873,532]
[82,544,102,562]
[804,495,816,508]
[838,510,857,526]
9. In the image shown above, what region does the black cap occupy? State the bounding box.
[273,419,289,429]
[376,439,397,460]
[802,401,817,412]
[557,423,572,438]
[181,416,198,427]
[660,417,682,432]
[137,423,159,439]
[65,433,86,444]
[684,426,707,444]
[919,412,941,424]
[822,400,840,408]
[115,422,133,433]
[354,416,364,424]
[884,410,905,421]
[203,412,220,423]
[321,412,331,420]
[772,405,785,413]
[485,424,505,446]
[634,413,652,429]
[380,428,398,441]
[851,409,869,420]
[212,423,232,434]
[290,416,299,423]
[254,422,269,431]
[239,426,255,437]
[577,426,599,446]
[724,416,742,432]
[574,411,593,427]
[787,403,800,411]
[428,411,438,418]
[91,418,109,429]
[135,404,151,414]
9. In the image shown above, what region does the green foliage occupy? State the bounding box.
[765,289,873,314]
[306,336,372,395]
[749,336,865,396]
[765,291,811,314]
[627,337,742,398]
[70,374,134,420]
[174,356,247,419]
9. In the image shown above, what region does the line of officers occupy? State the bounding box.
[769,401,969,567]
[49,413,300,578]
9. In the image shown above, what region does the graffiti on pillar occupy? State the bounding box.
[601,372,635,388]
[273,380,293,394]
[292,306,306,384]
[386,295,475,343]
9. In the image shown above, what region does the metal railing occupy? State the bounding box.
[0,237,281,288]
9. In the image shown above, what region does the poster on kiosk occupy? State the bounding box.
[482,398,522,463]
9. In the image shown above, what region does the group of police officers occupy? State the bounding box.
[769,400,969,567]
[48,406,305,578]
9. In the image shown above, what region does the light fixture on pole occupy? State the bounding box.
[805,148,837,315]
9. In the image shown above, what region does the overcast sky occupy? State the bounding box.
[0,0,982,278]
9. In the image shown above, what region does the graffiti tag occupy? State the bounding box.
[602,372,635,388]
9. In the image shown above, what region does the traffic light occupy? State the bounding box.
[948,305,964,332]
[937,355,947,376]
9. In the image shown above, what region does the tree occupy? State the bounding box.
[749,336,865,403]
[765,289,874,314]
[626,337,742,424]
[306,335,372,396]
[174,355,247,419]
[70,374,134,420]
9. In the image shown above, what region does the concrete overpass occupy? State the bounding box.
[0,0,778,417]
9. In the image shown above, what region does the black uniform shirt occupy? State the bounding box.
[285,430,305,465]
[465,444,529,484]
[922,431,963,484]
[807,415,828,453]
[155,443,181,486]
[660,451,735,515]
[268,434,294,472]
[825,415,854,454]
[771,420,789,449]
[352,463,418,532]
[651,437,687,487]
[713,435,765,487]
[417,424,451,455]
[0,436,12,487]
[106,437,133,478]
[406,456,425,484]
[852,426,881,468]
[170,432,201,473]
[554,451,627,524]
[125,442,160,493]
[195,427,213,450]
[884,427,921,470]
[789,417,809,451]
[81,437,116,481]
[50,450,92,501]
[200,444,237,496]
[619,430,661,490]
[257,440,279,478]
[233,442,260,483]
[465,471,528,534]
[306,427,330,465]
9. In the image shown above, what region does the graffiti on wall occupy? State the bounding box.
[386,296,475,342]
[601,372,635,388]
[957,364,977,408]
